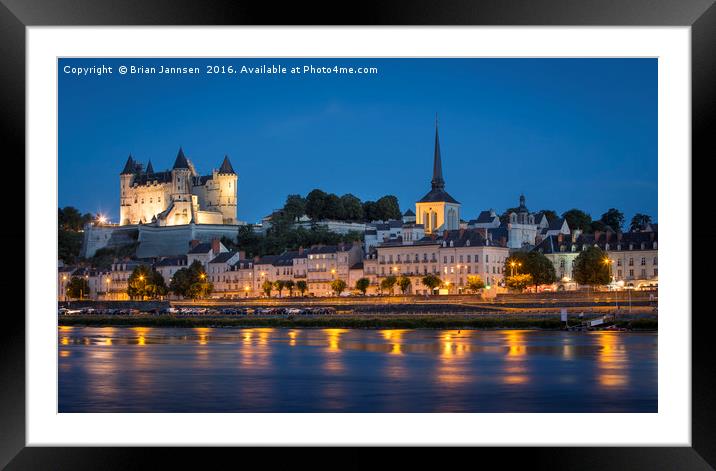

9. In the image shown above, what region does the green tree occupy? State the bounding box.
[524,251,557,290]
[375,195,402,221]
[340,194,364,221]
[128,265,167,300]
[324,193,344,220]
[236,224,263,258]
[504,252,529,277]
[169,260,210,299]
[127,265,151,300]
[66,276,89,300]
[262,280,273,297]
[58,206,94,231]
[331,279,347,296]
[600,208,624,232]
[397,275,412,294]
[273,280,286,297]
[305,189,329,220]
[284,280,295,297]
[362,201,378,221]
[380,275,397,294]
[562,209,593,233]
[421,274,442,294]
[573,246,611,287]
[355,277,370,295]
[505,273,533,291]
[58,229,83,264]
[465,275,485,293]
[630,213,652,232]
[283,194,307,221]
[296,280,308,296]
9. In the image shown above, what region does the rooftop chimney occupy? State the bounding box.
[189,239,201,249]
[211,238,221,255]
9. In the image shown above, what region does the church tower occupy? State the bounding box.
[415,117,461,234]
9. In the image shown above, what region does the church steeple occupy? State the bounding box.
[431,115,445,191]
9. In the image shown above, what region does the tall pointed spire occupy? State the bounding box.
[145,159,154,174]
[218,155,236,174]
[173,147,189,169]
[431,114,445,191]
[121,154,135,174]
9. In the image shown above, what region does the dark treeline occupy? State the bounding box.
[224,224,362,259]
[499,206,653,234]
[277,190,402,223]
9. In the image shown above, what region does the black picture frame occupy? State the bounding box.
[3,0,712,468]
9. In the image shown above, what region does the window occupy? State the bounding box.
[467,255,471,263]
[629,258,634,266]
[629,269,634,277]
[486,255,489,263]
[560,260,565,268]
[653,257,658,266]
[618,269,622,277]
[641,258,646,266]
[617,259,622,266]
[654,268,658,276]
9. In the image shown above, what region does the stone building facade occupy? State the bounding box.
[119,148,238,226]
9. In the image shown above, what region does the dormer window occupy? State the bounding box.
[466,239,471,246]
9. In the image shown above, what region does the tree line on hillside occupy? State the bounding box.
[500,206,653,234]
[276,191,402,224]
[224,224,363,259]
[58,206,98,264]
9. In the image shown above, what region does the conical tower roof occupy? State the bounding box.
[173,147,190,169]
[121,154,135,175]
[145,160,154,174]
[218,155,236,174]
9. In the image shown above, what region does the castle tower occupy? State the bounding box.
[415,117,461,234]
[215,155,238,224]
[170,147,193,225]
[119,154,136,225]
[171,147,192,201]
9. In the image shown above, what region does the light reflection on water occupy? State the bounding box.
[58,327,657,413]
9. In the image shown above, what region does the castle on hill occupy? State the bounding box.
[119,148,238,226]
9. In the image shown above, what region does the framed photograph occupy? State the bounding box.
[5,0,714,467]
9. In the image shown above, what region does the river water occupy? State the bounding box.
[58,326,657,412]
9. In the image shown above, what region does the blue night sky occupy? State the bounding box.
[58,58,657,224]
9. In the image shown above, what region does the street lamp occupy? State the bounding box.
[603,257,619,314]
